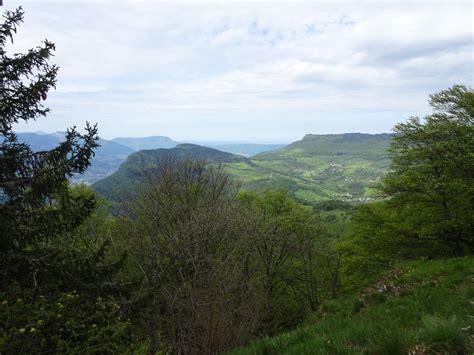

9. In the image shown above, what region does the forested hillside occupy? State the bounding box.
[92,143,248,200]
[93,133,392,203]
[231,257,474,354]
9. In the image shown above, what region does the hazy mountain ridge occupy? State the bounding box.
[112,136,286,157]
[206,143,286,157]
[13,132,287,184]
[11,132,135,184]
[112,136,179,151]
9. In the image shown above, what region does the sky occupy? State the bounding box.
[3,0,473,143]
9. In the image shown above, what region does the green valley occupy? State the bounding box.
[93,133,392,204]
[226,133,392,203]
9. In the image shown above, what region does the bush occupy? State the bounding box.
[0,290,132,353]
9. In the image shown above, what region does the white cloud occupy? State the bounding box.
[4,0,473,141]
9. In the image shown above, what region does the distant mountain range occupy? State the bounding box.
[90,133,394,203]
[12,132,285,184]
[205,143,286,157]
[12,132,393,202]
[112,136,179,151]
[111,136,285,157]
[14,132,135,184]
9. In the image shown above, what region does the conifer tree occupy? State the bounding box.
[0,7,99,289]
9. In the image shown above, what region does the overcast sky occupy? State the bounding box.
[4,0,473,142]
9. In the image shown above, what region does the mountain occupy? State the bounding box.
[276,133,391,158]
[225,133,393,203]
[205,143,286,157]
[11,133,284,186]
[92,143,248,200]
[112,136,287,157]
[16,132,63,151]
[75,138,135,184]
[112,136,179,151]
[12,132,135,184]
[92,133,393,203]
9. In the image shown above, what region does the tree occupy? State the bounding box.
[116,158,261,354]
[0,7,99,289]
[0,8,131,353]
[381,85,473,255]
[238,189,327,332]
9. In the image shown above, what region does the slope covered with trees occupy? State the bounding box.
[232,84,474,354]
[231,257,474,354]
[92,143,249,200]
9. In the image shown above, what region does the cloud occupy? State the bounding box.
[4,1,472,141]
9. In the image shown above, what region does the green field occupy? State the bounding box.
[225,133,392,203]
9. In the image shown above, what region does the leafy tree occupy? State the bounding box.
[340,85,473,291]
[116,158,260,354]
[0,290,131,354]
[381,85,473,255]
[238,189,327,332]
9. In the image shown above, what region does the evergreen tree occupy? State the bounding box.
[0,7,99,290]
[0,8,132,353]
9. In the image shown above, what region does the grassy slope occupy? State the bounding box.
[226,133,392,203]
[230,257,474,354]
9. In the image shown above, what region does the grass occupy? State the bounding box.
[222,134,393,203]
[229,257,474,355]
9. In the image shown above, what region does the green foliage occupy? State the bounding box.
[238,189,330,332]
[0,7,100,289]
[0,290,132,353]
[0,9,129,353]
[381,85,474,254]
[341,86,474,291]
[230,257,474,354]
